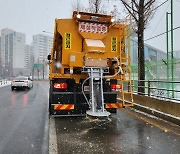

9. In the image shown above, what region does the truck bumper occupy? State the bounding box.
[49,92,120,116]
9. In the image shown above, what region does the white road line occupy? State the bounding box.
[42,96,49,154]
[49,116,58,154]
[47,93,49,99]
[49,90,58,154]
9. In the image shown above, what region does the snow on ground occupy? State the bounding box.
[0,80,11,88]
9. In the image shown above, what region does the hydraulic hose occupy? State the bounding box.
[104,57,123,78]
[82,57,123,106]
[81,76,91,106]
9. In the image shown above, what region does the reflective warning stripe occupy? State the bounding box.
[54,104,74,110]
[105,103,122,109]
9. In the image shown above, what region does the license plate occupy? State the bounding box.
[84,86,90,91]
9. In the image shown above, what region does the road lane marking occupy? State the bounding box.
[49,116,58,154]
[48,92,58,154]
[122,109,180,136]
[42,97,49,154]
[48,93,58,154]
[47,90,58,154]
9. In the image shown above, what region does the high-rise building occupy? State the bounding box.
[32,34,52,79]
[0,28,13,77]
[32,34,53,64]
[0,28,26,77]
[24,44,33,75]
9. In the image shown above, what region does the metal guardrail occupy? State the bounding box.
[132,80,180,102]
[0,80,8,85]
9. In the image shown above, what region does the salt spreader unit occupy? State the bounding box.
[48,11,133,117]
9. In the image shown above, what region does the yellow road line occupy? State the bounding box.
[122,109,180,136]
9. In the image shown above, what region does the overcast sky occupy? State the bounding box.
[0,0,179,52]
[144,0,180,52]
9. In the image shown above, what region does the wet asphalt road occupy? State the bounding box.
[0,81,180,154]
[0,81,49,154]
[54,110,180,154]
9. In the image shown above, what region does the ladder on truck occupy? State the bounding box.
[119,16,134,107]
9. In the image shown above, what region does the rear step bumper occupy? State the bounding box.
[49,91,118,115]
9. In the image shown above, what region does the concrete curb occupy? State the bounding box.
[133,103,180,126]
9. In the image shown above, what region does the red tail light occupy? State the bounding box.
[54,83,67,89]
[110,84,122,90]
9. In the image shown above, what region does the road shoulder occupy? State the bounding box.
[49,116,58,154]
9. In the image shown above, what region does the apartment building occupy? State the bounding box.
[24,44,33,75]
[32,34,53,79]
[32,34,52,64]
[0,28,26,77]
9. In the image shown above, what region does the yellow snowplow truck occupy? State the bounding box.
[48,11,133,117]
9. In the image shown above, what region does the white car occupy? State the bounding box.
[11,76,33,90]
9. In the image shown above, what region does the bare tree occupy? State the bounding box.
[88,0,101,13]
[87,0,108,14]
[72,0,111,14]
[72,0,104,13]
[120,0,156,94]
[72,0,83,12]
[110,5,122,22]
